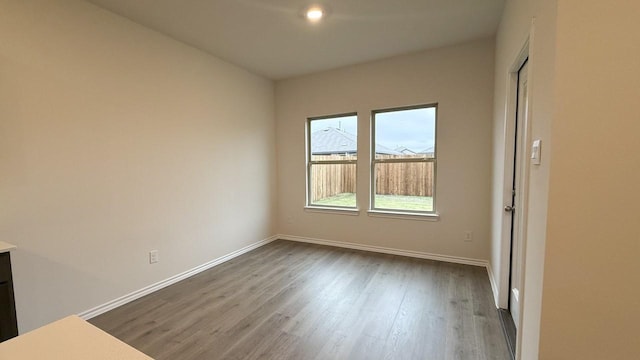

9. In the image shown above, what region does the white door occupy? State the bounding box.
[508,60,529,329]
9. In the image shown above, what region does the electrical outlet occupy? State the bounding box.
[464,231,473,242]
[149,250,159,264]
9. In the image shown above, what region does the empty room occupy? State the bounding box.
[0,0,638,359]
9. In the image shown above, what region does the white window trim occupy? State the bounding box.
[370,103,438,215]
[304,206,361,216]
[306,113,359,210]
[367,209,440,221]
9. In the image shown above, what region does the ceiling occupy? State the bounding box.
[86,0,505,80]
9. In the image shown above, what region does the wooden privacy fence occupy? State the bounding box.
[375,159,434,197]
[311,155,434,201]
[310,155,356,201]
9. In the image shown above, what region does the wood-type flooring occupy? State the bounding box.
[90,240,510,359]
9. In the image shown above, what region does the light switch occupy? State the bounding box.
[531,139,541,165]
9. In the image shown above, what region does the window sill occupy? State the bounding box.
[304,206,360,216]
[367,210,440,221]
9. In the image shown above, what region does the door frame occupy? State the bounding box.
[498,23,535,355]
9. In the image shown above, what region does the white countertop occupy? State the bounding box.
[0,315,153,359]
[0,241,16,253]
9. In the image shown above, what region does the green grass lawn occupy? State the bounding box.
[313,193,357,207]
[313,193,433,211]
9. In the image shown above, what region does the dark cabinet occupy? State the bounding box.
[0,252,18,342]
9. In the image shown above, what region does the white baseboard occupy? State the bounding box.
[79,234,499,320]
[278,234,489,268]
[279,235,501,304]
[486,262,500,308]
[78,235,279,320]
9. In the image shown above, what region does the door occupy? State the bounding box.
[507,59,529,329]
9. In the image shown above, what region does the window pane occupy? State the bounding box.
[374,162,434,211]
[310,115,358,161]
[374,107,435,159]
[310,163,356,207]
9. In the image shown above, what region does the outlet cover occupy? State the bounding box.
[149,250,159,264]
[464,231,473,242]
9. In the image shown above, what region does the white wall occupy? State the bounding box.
[490,0,557,358]
[0,0,276,332]
[276,39,495,262]
[494,1,640,358]
[539,0,640,358]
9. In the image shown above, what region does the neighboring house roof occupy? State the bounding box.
[311,127,357,154]
[375,143,401,155]
[311,127,400,155]
[419,146,435,155]
[394,146,417,155]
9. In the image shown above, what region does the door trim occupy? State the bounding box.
[498,21,536,360]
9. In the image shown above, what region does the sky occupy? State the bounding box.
[310,115,358,135]
[375,107,435,151]
[310,107,435,152]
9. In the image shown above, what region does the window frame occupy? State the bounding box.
[370,103,438,215]
[306,112,359,210]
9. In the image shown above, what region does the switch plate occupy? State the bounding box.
[149,250,159,264]
[531,139,542,165]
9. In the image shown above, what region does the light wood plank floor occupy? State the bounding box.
[90,240,510,359]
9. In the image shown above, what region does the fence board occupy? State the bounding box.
[311,155,434,201]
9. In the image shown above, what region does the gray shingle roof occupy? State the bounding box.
[419,146,435,155]
[311,127,357,154]
[394,146,417,155]
[311,127,400,155]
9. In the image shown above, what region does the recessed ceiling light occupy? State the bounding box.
[305,6,325,22]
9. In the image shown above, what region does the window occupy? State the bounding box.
[371,104,437,214]
[307,113,358,208]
